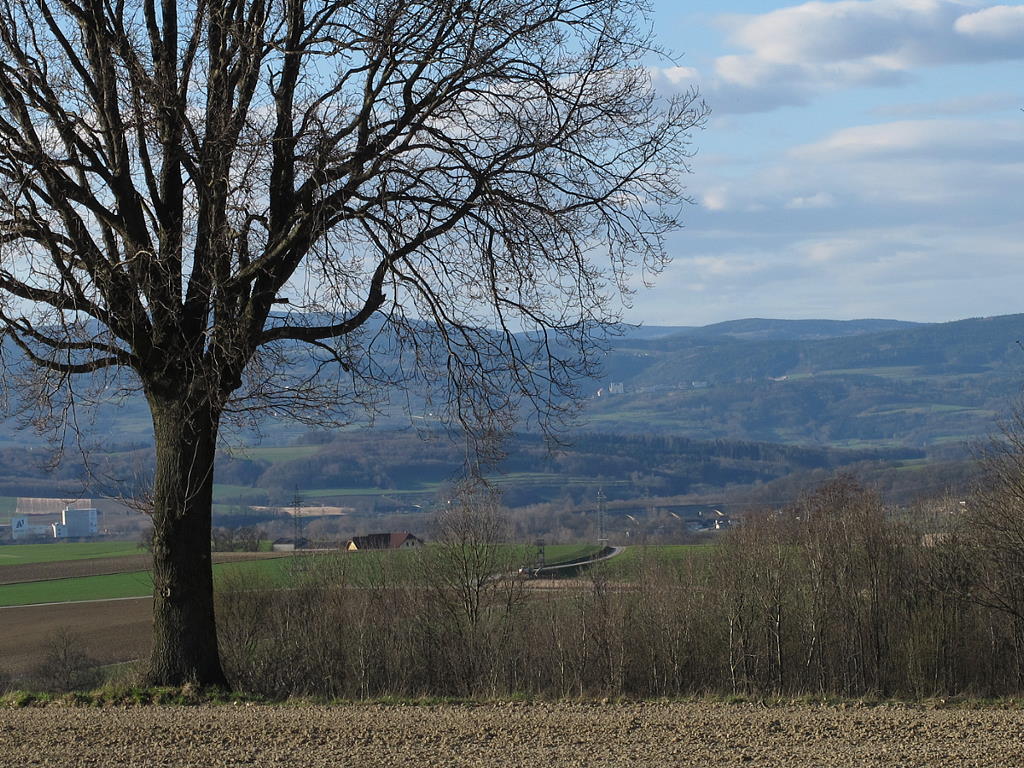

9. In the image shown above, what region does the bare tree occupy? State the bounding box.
[0,0,705,685]
[946,410,1024,626]
[419,486,524,693]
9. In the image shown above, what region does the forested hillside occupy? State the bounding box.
[2,314,1019,450]
[0,314,1015,523]
[210,430,924,508]
[590,314,1024,445]
[0,429,939,521]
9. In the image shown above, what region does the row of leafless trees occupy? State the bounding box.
[216,468,1024,699]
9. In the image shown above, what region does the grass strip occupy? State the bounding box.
[0,558,297,607]
[0,542,141,567]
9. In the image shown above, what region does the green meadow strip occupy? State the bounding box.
[0,558,297,606]
[0,541,141,567]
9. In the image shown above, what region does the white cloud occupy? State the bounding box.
[690,254,765,277]
[723,0,961,68]
[637,111,1024,324]
[633,3,1024,325]
[701,187,731,211]
[954,5,1024,39]
[679,117,1024,248]
[653,66,700,86]
[669,1,1024,113]
[641,221,1024,325]
[792,118,1024,162]
[871,92,1019,117]
[786,192,836,209]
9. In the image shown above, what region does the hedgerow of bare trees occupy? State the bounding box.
[947,413,1024,626]
[214,475,1024,700]
[418,487,524,694]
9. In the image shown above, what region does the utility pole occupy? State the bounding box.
[597,488,607,548]
[292,488,303,551]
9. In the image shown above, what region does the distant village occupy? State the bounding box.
[0,495,434,556]
[594,380,710,398]
[3,492,733,553]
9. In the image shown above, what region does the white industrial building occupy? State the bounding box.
[10,516,52,540]
[55,507,99,538]
[11,507,99,541]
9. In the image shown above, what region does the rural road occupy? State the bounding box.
[3,701,1024,767]
[520,545,625,577]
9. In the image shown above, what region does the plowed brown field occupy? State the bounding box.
[0,551,287,585]
[2,701,1023,767]
[0,598,151,676]
[0,555,153,585]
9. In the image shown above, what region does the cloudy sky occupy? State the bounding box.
[633,0,1024,326]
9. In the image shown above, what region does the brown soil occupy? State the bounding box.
[0,555,154,585]
[2,701,1023,767]
[0,598,152,676]
[0,551,287,585]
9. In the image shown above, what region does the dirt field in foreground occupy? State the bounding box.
[2,702,1023,767]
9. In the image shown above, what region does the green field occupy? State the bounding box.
[889,458,932,472]
[0,570,154,605]
[308,485,440,498]
[535,544,601,562]
[864,404,993,418]
[590,544,711,580]
[211,484,278,503]
[0,543,612,606]
[215,473,632,506]
[818,366,922,379]
[212,482,441,503]
[227,445,323,463]
[488,473,630,489]
[0,541,141,567]
[0,557,299,607]
[609,544,709,563]
[0,551,424,606]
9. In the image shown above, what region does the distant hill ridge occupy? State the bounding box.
[622,317,922,342]
[609,314,1024,380]
[688,317,923,341]
[590,313,1024,446]
[1,313,1021,450]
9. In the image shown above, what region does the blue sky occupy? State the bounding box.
[630,0,1024,326]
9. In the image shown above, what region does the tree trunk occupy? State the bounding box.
[146,395,228,687]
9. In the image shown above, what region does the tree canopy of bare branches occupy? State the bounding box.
[0,0,705,685]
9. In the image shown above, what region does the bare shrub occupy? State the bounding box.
[711,511,790,694]
[921,413,1024,693]
[212,527,266,553]
[624,550,719,695]
[418,487,526,696]
[792,477,913,695]
[708,478,928,697]
[30,628,101,693]
[956,418,1024,625]
[213,472,1024,700]
[218,557,353,698]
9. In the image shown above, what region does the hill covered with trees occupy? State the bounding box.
[588,313,1024,446]
[2,313,1018,451]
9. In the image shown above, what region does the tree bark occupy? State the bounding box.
[146,394,228,687]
